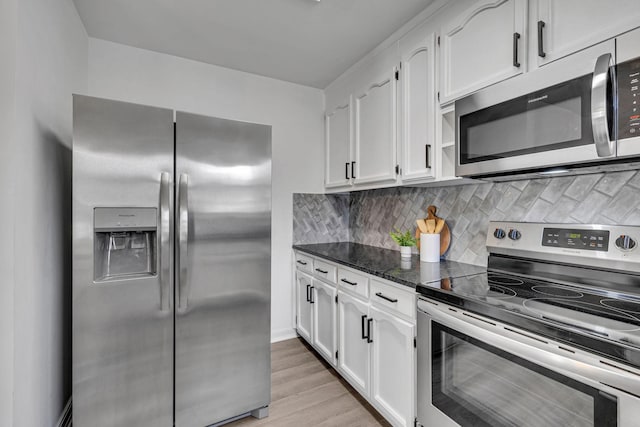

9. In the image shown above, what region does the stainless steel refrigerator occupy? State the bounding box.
[72,95,271,427]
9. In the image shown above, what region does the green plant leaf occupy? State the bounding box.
[389,228,416,247]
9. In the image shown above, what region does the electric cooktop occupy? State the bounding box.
[417,221,640,369]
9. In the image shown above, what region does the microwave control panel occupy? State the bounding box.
[618,57,640,140]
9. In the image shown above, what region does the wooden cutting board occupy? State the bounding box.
[415,205,451,256]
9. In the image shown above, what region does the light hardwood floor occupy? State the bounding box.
[226,337,392,427]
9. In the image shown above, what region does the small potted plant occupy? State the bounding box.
[389,228,417,258]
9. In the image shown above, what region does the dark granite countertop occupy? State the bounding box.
[292,242,486,289]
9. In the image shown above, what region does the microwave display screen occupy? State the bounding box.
[459,74,593,164]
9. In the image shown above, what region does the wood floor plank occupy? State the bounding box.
[225,337,391,427]
[271,366,338,401]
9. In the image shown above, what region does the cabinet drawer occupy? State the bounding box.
[337,268,369,299]
[294,252,314,274]
[370,280,415,320]
[313,259,337,284]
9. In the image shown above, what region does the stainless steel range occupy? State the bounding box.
[416,221,640,427]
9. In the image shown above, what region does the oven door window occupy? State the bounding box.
[459,74,594,165]
[431,322,617,427]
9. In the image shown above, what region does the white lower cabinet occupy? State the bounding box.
[369,306,415,427]
[337,291,370,396]
[295,269,337,366]
[312,279,337,365]
[295,252,416,427]
[296,271,313,343]
[337,289,415,427]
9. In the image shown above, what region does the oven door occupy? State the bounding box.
[455,39,616,178]
[417,299,640,427]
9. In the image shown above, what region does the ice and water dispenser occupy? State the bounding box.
[94,207,158,281]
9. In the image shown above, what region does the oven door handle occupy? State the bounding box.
[418,300,640,397]
[591,52,616,158]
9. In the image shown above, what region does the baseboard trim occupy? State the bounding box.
[271,328,297,343]
[56,398,72,427]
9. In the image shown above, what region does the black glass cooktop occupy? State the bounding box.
[418,270,640,369]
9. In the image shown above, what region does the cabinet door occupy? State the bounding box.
[312,279,337,365]
[325,100,352,188]
[400,30,436,183]
[354,68,398,185]
[369,306,415,427]
[296,271,313,344]
[440,0,527,103]
[337,291,370,397]
[535,0,640,67]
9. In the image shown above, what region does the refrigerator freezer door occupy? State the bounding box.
[175,112,272,427]
[72,95,174,427]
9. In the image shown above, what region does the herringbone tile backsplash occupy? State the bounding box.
[293,171,640,266]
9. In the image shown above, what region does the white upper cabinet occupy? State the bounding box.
[440,0,527,104]
[324,43,399,191]
[534,0,640,67]
[325,99,352,188]
[353,47,399,186]
[399,26,437,183]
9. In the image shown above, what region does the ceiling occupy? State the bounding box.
[72,0,435,89]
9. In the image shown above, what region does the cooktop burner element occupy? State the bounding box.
[488,273,524,286]
[601,298,640,314]
[486,284,517,299]
[417,221,640,369]
[531,285,584,298]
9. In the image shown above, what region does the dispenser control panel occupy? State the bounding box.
[94,207,157,231]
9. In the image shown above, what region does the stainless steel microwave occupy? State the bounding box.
[455,27,640,180]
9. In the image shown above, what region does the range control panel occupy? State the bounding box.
[486,222,640,273]
[618,57,640,140]
[541,228,609,251]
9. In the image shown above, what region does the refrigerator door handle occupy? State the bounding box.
[177,173,189,310]
[159,172,172,311]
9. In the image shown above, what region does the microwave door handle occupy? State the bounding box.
[177,173,189,310]
[591,53,616,157]
[159,172,171,312]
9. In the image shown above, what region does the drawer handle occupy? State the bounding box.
[367,318,373,343]
[361,315,368,340]
[341,278,357,286]
[315,268,328,274]
[297,260,308,266]
[375,292,398,303]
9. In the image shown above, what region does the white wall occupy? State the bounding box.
[87,38,325,342]
[0,0,17,424]
[9,0,88,425]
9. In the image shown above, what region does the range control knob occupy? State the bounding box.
[494,228,506,239]
[615,235,637,251]
[508,229,522,241]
